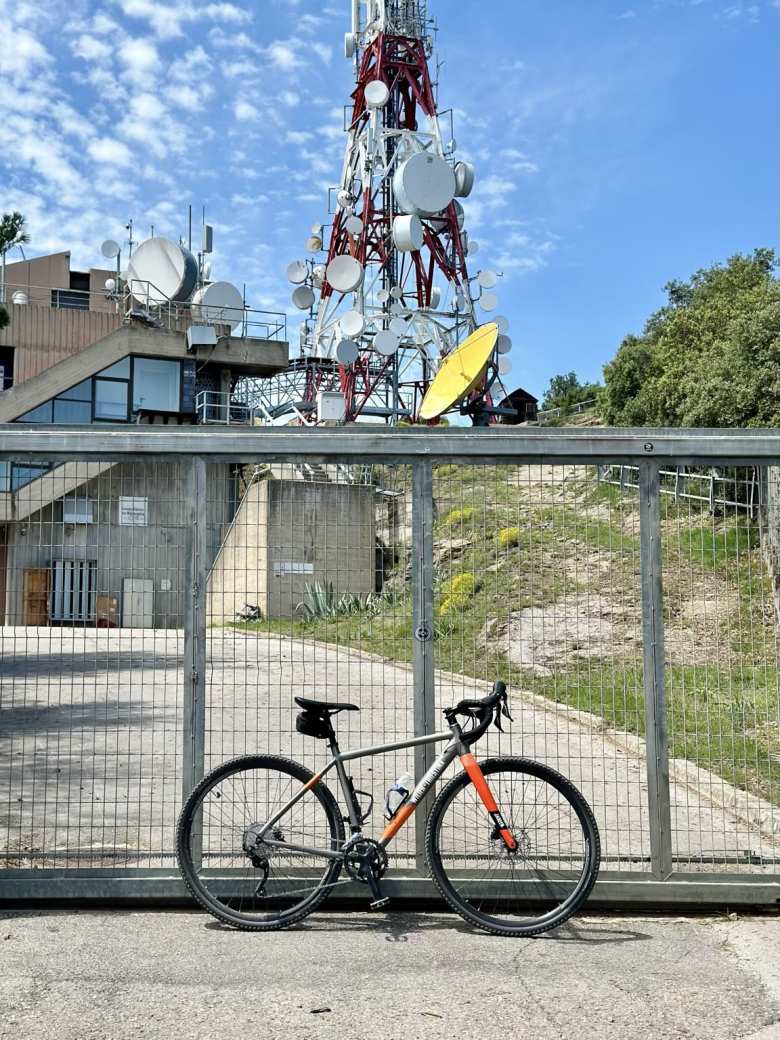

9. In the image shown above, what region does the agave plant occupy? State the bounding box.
[297,582,378,621]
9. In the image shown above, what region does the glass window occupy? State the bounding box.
[94,379,128,420]
[99,359,131,379]
[11,464,50,490]
[59,380,92,401]
[53,398,91,423]
[132,358,180,413]
[18,401,53,423]
[0,462,9,492]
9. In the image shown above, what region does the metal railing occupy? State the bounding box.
[0,425,778,906]
[0,281,287,344]
[537,398,598,422]
[597,463,763,515]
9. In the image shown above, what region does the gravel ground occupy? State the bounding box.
[0,910,778,1040]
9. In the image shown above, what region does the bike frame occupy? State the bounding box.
[257,719,517,861]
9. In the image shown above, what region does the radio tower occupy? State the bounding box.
[276,0,510,424]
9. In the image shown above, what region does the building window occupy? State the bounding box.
[132,358,181,413]
[18,401,54,423]
[53,399,91,423]
[51,288,89,311]
[99,359,131,379]
[94,379,129,421]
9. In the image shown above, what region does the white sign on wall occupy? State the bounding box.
[119,496,148,526]
[273,562,315,576]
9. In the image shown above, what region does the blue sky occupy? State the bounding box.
[0,0,776,399]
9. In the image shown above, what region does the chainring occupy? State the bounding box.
[343,836,389,883]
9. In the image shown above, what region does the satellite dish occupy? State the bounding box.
[454,162,475,198]
[392,214,424,252]
[419,323,499,420]
[287,261,308,284]
[480,292,498,312]
[453,200,465,230]
[455,291,467,312]
[377,288,390,304]
[393,153,456,216]
[126,237,198,304]
[389,302,407,316]
[306,236,323,252]
[468,240,480,255]
[478,270,498,290]
[495,315,510,334]
[374,330,400,356]
[340,309,365,338]
[497,334,512,355]
[104,278,116,293]
[326,255,364,293]
[337,190,353,210]
[389,316,408,337]
[101,239,121,260]
[336,339,359,365]
[429,286,441,309]
[192,281,245,331]
[312,264,327,287]
[344,32,356,58]
[365,80,390,109]
[390,286,404,300]
[292,285,316,310]
[498,357,511,375]
[345,215,364,236]
[11,290,28,305]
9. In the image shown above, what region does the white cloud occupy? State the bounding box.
[119,38,160,82]
[234,99,258,121]
[71,34,112,63]
[1,26,51,76]
[116,0,251,40]
[265,40,303,69]
[88,138,133,166]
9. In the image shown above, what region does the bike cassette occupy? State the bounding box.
[343,836,389,883]
[243,823,284,866]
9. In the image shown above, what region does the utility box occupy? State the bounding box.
[316,390,345,423]
[208,477,375,622]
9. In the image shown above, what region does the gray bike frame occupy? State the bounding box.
[258,724,465,861]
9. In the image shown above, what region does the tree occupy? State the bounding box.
[541,371,601,413]
[0,211,30,330]
[601,250,780,427]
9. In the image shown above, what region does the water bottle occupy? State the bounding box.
[384,772,414,820]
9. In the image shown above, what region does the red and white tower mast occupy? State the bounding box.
[286,0,509,424]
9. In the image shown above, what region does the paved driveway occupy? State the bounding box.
[1,627,778,875]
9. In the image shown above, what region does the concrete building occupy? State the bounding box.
[0,250,377,629]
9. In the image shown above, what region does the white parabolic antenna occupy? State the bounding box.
[364,80,390,109]
[497,334,512,355]
[287,261,308,284]
[126,238,198,304]
[292,285,316,310]
[374,330,400,356]
[393,153,456,216]
[192,281,245,332]
[326,255,364,293]
[101,239,121,260]
[336,339,359,365]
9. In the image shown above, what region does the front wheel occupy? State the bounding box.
[425,757,600,937]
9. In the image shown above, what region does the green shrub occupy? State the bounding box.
[440,506,475,527]
[498,526,521,548]
[438,572,478,616]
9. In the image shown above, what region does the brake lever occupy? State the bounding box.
[501,697,514,723]
[493,693,513,731]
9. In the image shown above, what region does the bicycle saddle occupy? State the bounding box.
[294,696,359,713]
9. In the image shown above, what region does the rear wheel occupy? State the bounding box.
[426,757,600,937]
[177,755,345,931]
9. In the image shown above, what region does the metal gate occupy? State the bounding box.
[0,426,778,906]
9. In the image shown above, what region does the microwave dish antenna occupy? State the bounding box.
[126,237,198,304]
[419,323,499,420]
[192,281,245,332]
[101,239,121,260]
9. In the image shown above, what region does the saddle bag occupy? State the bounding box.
[295,709,332,740]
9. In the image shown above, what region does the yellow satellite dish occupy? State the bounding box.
[419,323,499,420]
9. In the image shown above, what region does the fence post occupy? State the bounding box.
[412,460,436,872]
[638,461,673,880]
[182,456,208,867]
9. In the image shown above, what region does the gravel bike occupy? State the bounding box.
[176,682,600,936]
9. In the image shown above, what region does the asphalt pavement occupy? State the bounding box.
[0,909,779,1040]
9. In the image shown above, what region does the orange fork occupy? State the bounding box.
[460,753,518,851]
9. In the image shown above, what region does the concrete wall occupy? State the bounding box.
[3,462,234,628]
[208,477,376,622]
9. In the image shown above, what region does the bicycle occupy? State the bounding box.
[176,681,601,936]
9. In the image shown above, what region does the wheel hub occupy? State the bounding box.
[243,824,284,866]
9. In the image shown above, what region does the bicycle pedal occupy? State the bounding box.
[370,896,391,911]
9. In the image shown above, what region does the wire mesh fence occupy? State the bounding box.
[0,428,778,903]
